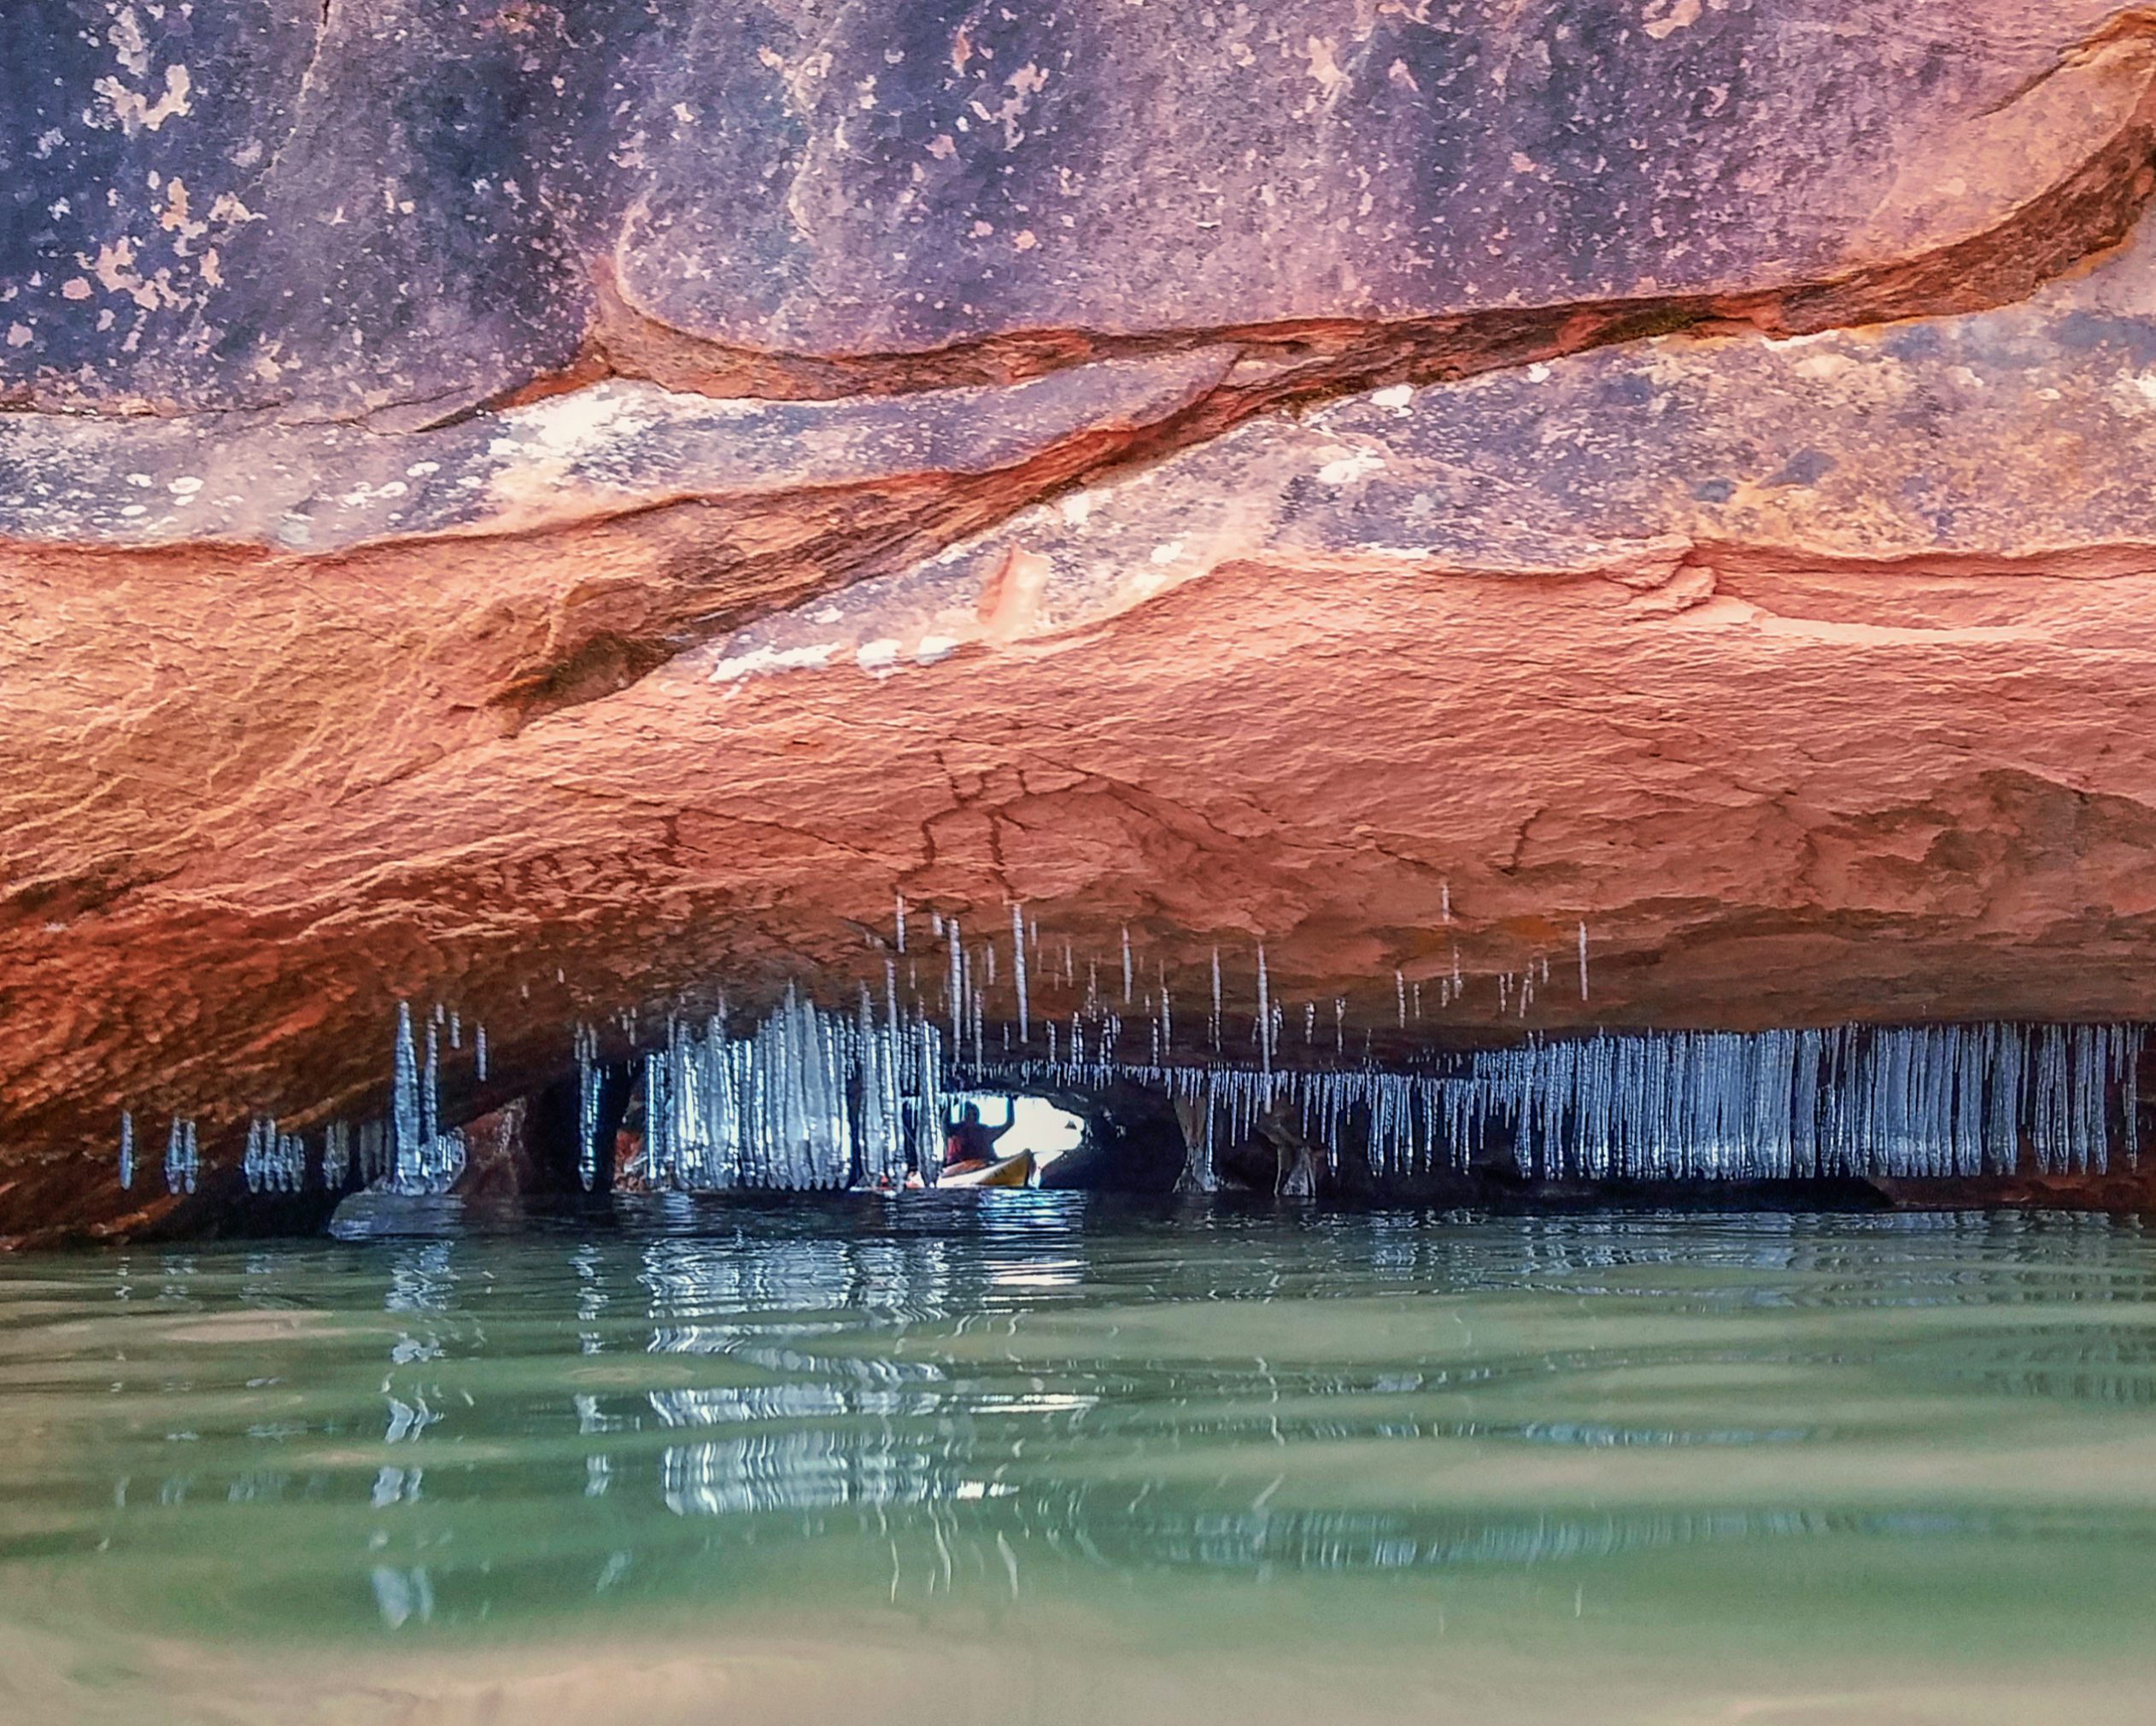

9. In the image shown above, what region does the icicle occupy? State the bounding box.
[475,1025,489,1083]
[896,892,908,955]
[449,1011,461,1050]
[421,1023,440,1147]
[1012,904,1029,1041]
[1210,948,1223,1052]
[577,1021,601,1192]
[323,1120,351,1190]
[1122,926,1134,1004]
[1396,969,1406,1028]
[1160,984,1173,1053]
[1441,881,1450,923]
[947,918,964,1058]
[118,1111,134,1191]
[392,1002,422,1182]
[1304,1001,1315,1044]
[1257,945,1272,1079]
[970,955,985,1072]
[1578,922,1589,1000]
[165,1119,196,1196]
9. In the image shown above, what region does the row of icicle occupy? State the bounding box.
[118,1001,477,1197]
[635,976,947,1191]
[110,927,2147,1196]
[891,895,1590,1072]
[101,899,1643,1196]
[982,1021,2144,1187]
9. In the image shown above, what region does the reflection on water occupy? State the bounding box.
[4,1201,2156,1721]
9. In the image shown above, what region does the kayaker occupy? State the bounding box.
[944,1103,1011,1168]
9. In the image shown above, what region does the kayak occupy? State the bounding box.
[938,1150,1038,1189]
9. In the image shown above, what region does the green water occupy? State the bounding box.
[3,1198,2155,1724]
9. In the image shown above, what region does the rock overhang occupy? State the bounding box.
[7,2,2156,1233]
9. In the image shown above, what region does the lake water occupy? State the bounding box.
[2,1196,2153,1724]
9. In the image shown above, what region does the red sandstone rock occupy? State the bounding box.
[9,6,2156,1234]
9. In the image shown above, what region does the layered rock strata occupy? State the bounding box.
[8,2,2156,1235]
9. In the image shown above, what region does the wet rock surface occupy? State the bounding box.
[8,3,2156,1236]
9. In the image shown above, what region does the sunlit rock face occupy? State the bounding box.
[6,2,2156,1237]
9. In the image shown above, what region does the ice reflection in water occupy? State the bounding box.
[0,1203,2153,1659]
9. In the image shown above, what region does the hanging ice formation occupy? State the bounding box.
[1012,904,1029,1040]
[163,1119,198,1195]
[978,1021,2143,1184]
[242,1117,309,1193]
[322,1120,353,1189]
[356,1120,389,1185]
[575,1021,602,1191]
[117,1111,133,1191]
[389,1001,465,1194]
[635,986,946,1191]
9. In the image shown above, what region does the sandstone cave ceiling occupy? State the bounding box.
[6,0,2156,1232]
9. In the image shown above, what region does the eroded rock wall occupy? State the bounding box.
[7,2,2156,1234]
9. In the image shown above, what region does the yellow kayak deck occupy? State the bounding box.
[939,1150,1038,1189]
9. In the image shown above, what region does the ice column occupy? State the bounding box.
[1012,904,1029,1041]
[392,1002,422,1180]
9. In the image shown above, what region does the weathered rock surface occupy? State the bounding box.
[9,1,2156,417]
[8,3,2156,1235]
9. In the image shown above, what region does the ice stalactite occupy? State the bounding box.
[117,1111,133,1191]
[1013,904,1030,1042]
[164,1119,197,1195]
[393,1003,421,1173]
[323,1120,352,1189]
[421,1025,439,1146]
[390,1002,465,1194]
[575,1021,601,1191]
[977,1021,2144,1185]
[1171,1067,1217,1195]
[354,1120,381,1185]
[243,1117,309,1193]
[630,990,948,1191]
[947,919,964,1058]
